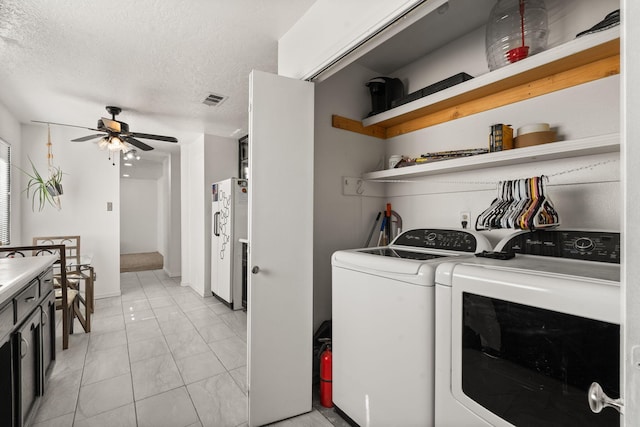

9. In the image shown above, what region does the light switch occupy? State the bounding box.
[107,202,113,211]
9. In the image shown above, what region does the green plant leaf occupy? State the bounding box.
[17,157,64,212]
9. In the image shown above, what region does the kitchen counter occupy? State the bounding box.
[0,255,57,306]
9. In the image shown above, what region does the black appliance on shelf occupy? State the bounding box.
[391,72,474,108]
[365,77,404,117]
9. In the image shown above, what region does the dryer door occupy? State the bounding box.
[449,265,620,427]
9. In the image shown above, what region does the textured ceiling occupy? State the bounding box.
[0,0,316,149]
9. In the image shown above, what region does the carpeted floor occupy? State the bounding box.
[120,251,164,272]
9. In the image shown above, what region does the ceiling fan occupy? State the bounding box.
[33,106,178,152]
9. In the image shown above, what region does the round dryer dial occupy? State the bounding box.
[574,237,595,252]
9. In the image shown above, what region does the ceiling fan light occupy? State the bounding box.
[108,136,122,151]
[98,137,109,149]
[99,135,131,153]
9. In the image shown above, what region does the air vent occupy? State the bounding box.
[202,93,228,107]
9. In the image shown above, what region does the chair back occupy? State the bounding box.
[0,244,70,345]
[33,236,82,272]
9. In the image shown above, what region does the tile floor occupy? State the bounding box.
[33,269,346,427]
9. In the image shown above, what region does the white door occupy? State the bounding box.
[247,70,314,426]
[624,2,640,423]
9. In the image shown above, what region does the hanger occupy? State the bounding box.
[476,176,560,231]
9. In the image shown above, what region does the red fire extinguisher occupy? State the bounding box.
[319,338,333,408]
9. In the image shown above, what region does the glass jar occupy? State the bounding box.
[485,0,548,71]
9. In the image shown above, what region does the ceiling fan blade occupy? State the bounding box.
[71,133,106,142]
[100,117,124,133]
[124,136,154,151]
[130,132,178,143]
[32,120,101,132]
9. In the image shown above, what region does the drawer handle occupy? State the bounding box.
[24,296,36,303]
[20,337,28,359]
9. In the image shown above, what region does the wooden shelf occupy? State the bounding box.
[362,134,620,181]
[332,29,620,140]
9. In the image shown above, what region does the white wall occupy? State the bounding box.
[120,178,158,253]
[20,124,120,298]
[180,134,236,297]
[158,164,168,264]
[181,137,205,294]
[157,152,182,277]
[0,100,22,245]
[165,152,182,277]
[312,63,386,329]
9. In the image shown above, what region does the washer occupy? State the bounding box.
[331,228,492,427]
[435,230,621,427]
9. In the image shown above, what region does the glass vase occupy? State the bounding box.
[485,0,548,71]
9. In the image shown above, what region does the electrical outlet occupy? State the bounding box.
[460,211,470,229]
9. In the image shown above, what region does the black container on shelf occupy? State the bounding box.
[391,72,474,108]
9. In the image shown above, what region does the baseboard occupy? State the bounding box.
[94,291,122,299]
[180,281,206,297]
[163,267,181,278]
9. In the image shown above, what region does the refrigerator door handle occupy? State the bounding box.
[214,212,220,236]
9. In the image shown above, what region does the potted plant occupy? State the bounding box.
[21,158,64,211]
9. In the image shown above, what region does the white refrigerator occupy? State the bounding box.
[211,178,248,310]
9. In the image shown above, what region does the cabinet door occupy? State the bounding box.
[0,335,13,426]
[16,310,41,426]
[247,70,314,426]
[41,291,55,388]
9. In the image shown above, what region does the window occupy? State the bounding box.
[0,139,10,245]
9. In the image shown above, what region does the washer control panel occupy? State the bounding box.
[393,229,479,252]
[501,230,620,263]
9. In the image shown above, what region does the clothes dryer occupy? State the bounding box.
[331,229,492,426]
[435,230,621,427]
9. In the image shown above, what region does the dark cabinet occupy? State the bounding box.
[0,307,15,426]
[41,288,55,391]
[0,265,55,427]
[15,309,41,425]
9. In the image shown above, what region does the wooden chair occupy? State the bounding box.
[0,244,77,349]
[32,236,94,336]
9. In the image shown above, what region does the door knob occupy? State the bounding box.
[251,266,260,274]
[588,382,623,414]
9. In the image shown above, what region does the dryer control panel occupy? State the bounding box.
[500,230,620,264]
[392,229,480,252]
